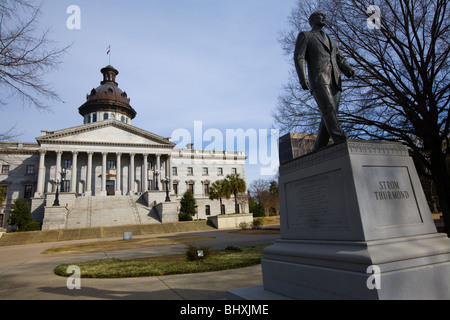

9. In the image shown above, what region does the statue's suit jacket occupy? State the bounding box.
[294,30,353,91]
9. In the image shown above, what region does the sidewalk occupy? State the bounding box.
[0,228,280,300]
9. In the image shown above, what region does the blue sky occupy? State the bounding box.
[0,0,297,184]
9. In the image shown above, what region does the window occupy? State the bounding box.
[188,183,194,194]
[217,168,223,176]
[107,160,115,169]
[204,183,209,196]
[148,180,153,191]
[26,165,34,174]
[110,113,115,119]
[121,116,125,122]
[187,167,193,175]
[205,205,211,216]
[103,113,109,120]
[87,115,91,123]
[93,113,97,122]
[202,167,208,175]
[24,185,33,199]
[61,180,70,193]
[147,161,153,170]
[173,183,178,196]
[232,168,237,174]
[63,160,72,169]
[1,165,10,174]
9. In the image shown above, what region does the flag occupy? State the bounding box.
[106,45,111,55]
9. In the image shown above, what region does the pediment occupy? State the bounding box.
[36,120,175,148]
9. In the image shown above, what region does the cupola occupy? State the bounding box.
[78,66,137,124]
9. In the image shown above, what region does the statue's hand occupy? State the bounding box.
[301,80,310,91]
[347,69,356,78]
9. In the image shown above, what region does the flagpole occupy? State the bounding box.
[107,45,111,65]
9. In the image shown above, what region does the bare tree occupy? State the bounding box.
[275,0,450,236]
[0,0,69,110]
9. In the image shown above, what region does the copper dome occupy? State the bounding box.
[78,65,137,120]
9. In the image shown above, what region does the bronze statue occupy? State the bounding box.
[294,11,355,151]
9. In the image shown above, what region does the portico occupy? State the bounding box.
[34,133,174,198]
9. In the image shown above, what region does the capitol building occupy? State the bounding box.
[0,66,248,230]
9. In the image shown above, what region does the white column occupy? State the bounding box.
[129,153,135,194]
[155,153,161,190]
[55,150,62,192]
[166,154,172,192]
[35,150,46,197]
[86,152,93,195]
[70,151,78,193]
[116,153,122,195]
[142,153,148,192]
[101,152,107,196]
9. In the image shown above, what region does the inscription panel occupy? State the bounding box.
[285,169,348,230]
[361,166,423,226]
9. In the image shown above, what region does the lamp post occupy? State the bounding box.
[53,178,60,206]
[53,168,67,207]
[163,176,171,202]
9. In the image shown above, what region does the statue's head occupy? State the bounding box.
[309,11,327,27]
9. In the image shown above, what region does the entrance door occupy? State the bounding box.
[106,180,115,196]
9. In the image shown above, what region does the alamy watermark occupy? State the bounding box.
[366,5,381,30]
[66,5,81,30]
[366,265,381,290]
[66,265,81,290]
[171,121,279,176]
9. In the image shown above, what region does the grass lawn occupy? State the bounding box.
[230,229,280,235]
[54,243,271,278]
[42,235,215,255]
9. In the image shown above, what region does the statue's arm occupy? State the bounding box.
[336,48,355,78]
[294,32,310,90]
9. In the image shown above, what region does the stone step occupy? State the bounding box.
[66,195,160,229]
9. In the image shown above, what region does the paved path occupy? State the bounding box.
[0,228,280,300]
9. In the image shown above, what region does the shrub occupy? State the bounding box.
[7,198,32,231]
[179,191,197,219]
[225,245,243,252]
[24,221,41,231]
[239,221,248,230]
[178,211,193,221]
[252,218,263,229]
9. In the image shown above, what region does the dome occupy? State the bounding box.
[79,66,137,123]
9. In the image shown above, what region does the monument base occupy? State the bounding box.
[229,140,450,300]
[42,206,68,230]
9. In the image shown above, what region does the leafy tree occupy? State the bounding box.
[209,180,231,214]
[0,186,6,208]
[248,196,265,217]
[179,190,197,221]
[7,198,32,231]
[249,179,279,216]
[225,174,247,213]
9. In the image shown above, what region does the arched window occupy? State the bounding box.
[121,116,125,122]
[103,113,109,120]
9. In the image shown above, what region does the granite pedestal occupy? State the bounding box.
[228,140,450,300]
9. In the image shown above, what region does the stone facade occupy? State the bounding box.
[0,66,248,230]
